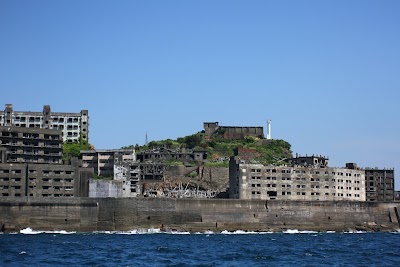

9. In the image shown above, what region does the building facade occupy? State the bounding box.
[0,104,89,143]
[0,126,63,164]
[229,158,366,201]
[204,122,264,139]
[137,148,207,164]
[0,158,92,198]
[365,168,395,201]
[81,149,135,177]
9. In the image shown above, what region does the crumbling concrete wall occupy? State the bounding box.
[88,179,123,198]
[0,197,98,232]
[1,198,399,232]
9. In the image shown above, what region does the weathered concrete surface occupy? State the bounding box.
[88,179,123,198]
[0,197,98,232]
[0,197,399,232]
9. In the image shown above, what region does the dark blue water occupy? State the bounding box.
[1,230,399,266]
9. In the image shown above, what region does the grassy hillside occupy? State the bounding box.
[127,132,292,166]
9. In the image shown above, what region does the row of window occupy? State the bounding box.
[0,178,21,182]
[250,176,363,183]
[0,170,74,175]
[249,168,362,177]
[251,191,362,198]
[250,183,362,191]
[0,169,22,174]
[1,177,74,183]
[11,116,81,123]
[41,186,73,190]
[43,170,74,175]
[0,185,20,189]
[40,178,74,182]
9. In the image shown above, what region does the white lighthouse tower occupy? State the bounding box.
[266,119,272,140]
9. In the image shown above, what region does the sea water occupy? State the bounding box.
[1,229,399,266]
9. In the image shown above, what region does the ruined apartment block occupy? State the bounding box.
[0,158,92,198]
[229,159,366,201]
[0,104,88,143]
[136,148,207,163]
[89,148,208,198]
[0,126,63,164]
[365,168,395,201]
[81,149,135,177]
[204,122,264,139]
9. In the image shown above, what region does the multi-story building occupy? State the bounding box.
[288,154,329,167]
[0,158,92,197]
[365,168,395,201]
[0,126,63,164]
[137,148,207,164]
[204,122,264,139]
[229,156,366,201]
[81,149,135,177]
[0,104,89,143]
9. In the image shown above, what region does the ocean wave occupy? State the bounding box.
[282,229,319,234]
[16,228,381,235]
[343,230,368,234]
[115,228,162,235]
[19,228,76,235]
[220,230,274,235]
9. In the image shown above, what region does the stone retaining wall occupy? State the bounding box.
[1,197,399,232]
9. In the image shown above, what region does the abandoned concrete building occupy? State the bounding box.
[229,159,366,201]
[0,125,92,197]
[0,158,92,198]
[288,154,329,167]
[89,155,167,198]
[229,151,367,201]
[365,167,395,201]
[0,126,63,164]
[81,149,135,177]
[204,122,264,139]
[89,148,209,198]
[0,104,89,143]
[136,148,207,164]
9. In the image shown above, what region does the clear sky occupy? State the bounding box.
[1,1,399,189]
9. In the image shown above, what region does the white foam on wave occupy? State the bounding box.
[169,230,191,235]
[20,228,42,234]
[282,229,319,234]
[220,230,273,235]
[19,227,76,235]
[116,228,163,235]
[343,230,367,234]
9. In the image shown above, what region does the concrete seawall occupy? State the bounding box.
[1,198,399,232]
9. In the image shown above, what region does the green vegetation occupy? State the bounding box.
[62,135,91,162]
[124,131,292,166]
[93,173,113,180]
[165,159,184,166]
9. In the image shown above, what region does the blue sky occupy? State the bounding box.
[1,1,399,188]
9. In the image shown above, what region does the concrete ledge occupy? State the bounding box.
[0,197,399,232]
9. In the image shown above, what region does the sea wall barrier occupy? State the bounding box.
[0,197,399,232]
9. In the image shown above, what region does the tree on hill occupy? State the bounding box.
[123,132,292,166]
[62,135,91,162]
